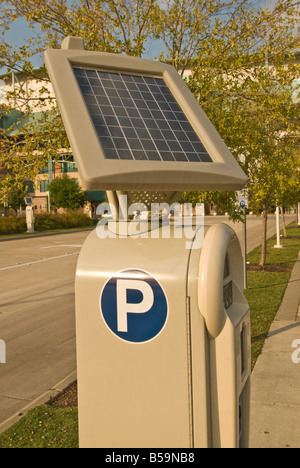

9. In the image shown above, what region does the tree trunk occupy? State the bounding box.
[260,205,268,266]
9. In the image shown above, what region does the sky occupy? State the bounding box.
[2,17,45,70]
[1,13,165,72]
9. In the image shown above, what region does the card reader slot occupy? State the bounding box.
[223,280,233,310]
[240,325,248,381]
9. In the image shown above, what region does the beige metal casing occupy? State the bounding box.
[25,206,35,233]
[75,222,250,448]
[25,206,35,224]
[196,224,251,448]
[75,225,196,448]
[45,37,247,192]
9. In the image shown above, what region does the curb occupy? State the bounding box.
[0,371,77,435]
[0,228,94,242]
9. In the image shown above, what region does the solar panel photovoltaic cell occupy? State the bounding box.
[73,67,212,163]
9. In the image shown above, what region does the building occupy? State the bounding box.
[0,69,106,215]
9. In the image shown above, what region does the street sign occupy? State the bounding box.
[236,189,249,209]
[100,269,168,343]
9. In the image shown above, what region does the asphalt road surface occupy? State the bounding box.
[0,230,89,426]
[0,214,296,427]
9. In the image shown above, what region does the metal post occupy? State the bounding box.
[274,206,283,248]
[243,207,247,289]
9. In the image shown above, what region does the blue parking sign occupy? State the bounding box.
[100,269,168,343]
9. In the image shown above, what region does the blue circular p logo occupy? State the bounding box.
[100,269,168,343]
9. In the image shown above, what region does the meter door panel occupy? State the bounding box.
[189,223,251,448]
[75,228,194,448]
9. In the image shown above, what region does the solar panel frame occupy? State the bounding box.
[45,45,248,191]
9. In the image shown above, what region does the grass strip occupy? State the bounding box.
[0,406,78,448]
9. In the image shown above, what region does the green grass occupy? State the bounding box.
[245,223,300,369]
[247,225,300,268]
[0,222,298,448]
[0,406,78,448]
[246,270,291,368]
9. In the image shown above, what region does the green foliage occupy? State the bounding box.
[49,175,87,210]
[188,50,300,218]
[0,186,27,212]
[184,4,300,263]
[0,216,26,234]
[0,212,96,234]
[181,190,243,222]
[34,211,96,231]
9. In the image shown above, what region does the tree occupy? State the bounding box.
[49,175,87,210]
[0,106,69,205]
[186,4,300,265]
[0,0,160,62]
[0,183,27,213]
[0,0,161,205]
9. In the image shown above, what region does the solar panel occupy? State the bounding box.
[45,40,248,191]
[73,68,212,164]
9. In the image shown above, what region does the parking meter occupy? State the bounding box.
[45,37,250,448]
[75,221,250,448]
[25,197,35,233]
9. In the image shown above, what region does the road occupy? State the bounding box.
[0,214,296,428]
[0,231,89,427]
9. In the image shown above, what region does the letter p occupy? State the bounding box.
[116,280,154,333]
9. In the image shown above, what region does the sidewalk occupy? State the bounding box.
[250,251,300,448]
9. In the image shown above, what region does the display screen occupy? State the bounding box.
[223,281,233,309]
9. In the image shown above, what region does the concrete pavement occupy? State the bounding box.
[250,251,300,448]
